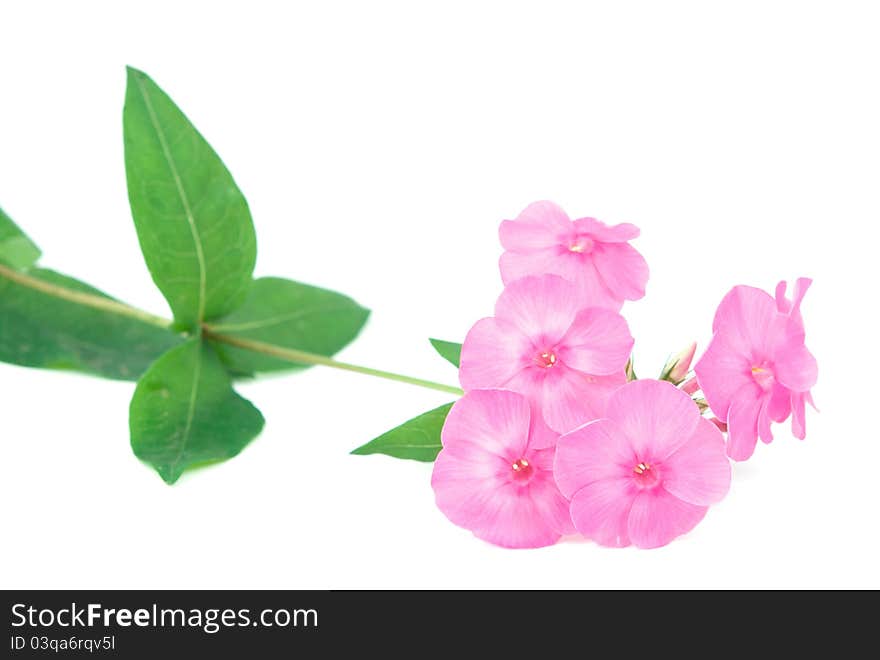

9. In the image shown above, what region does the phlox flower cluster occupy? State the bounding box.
[431,201,817,549]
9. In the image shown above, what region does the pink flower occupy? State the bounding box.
[554,380,731,549]
[431,389,573,549]
[459,274,634,433]
[694,279,818,461]
[499,201,649,310]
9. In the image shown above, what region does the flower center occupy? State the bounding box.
[535,351,557,368]
[751,363,776,392]
[632,462,660,488]
[511,458,534,483]
[569,235,595,254]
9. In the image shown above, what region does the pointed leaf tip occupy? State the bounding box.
[429,338,462,368]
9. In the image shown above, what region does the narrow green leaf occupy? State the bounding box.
[351,402,454,462]
[207,277,369,375]
[123,66,257,329]
[429,338,461,368]
[0,206,41,270]
[0,267,182,380]
[130,338,265,484]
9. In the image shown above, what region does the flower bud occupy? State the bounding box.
[680,375,700,395]
[661,342,697,384]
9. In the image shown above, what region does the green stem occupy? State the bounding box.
[0,263,172,329]
[0,262,463,396]
[203,327,464,396]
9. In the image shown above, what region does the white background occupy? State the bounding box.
[1,1,877,589]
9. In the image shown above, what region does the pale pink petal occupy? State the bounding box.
[662,418,731,506]
[509,200,572,235]
[591,242,649,302]
[537,367,625,434]
[499,200,572,251]
[605,379,701,460]
[527,462,576,535]
[440,389,530,460]
[774,343,818,392]
[495,274,580,343]
[558,308,634,375]
[758,398,774,444]
[790,277,812,319]
[726,385,763,461]
[433,454,562,548]
[527,412,560,450]
[571,257,624,310]
[627,488,708,549]
[498,249,570,287]
[499,221,561,252]
[573,216,641,243]
[431,449,512,532]
[471,484,564,548]
[775,280,791,314]
[711,285,779,359]
[767,384,792,423]
[459,317,531,391]
[568,478,637,547]
[554,419,634,498]
[791,392,808,440]
[694,330,756,421]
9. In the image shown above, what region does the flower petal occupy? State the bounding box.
[459,317,531,391]
[767,383,792,423]
[499,201,572,251]
[726,384,763,461]
[789,277,812,329]
[694,329,756,421]
[554,419,634,497]
[440,389,530,460]
[591,242,649,302]
[662,418,731,506]
[758,398,774,444]
[627,488,708,549]
[495,274,581,344]
[568,478,637,547]
[605,379,701,461]
[775,342,818,392]
[712,285,792,361]
[775,280,791,314]
[537,367,624,434]
[558,308,634,375]
[527,411,561,450]
[572,257,624,309]
[432,453,563,549]
[499,248,566,285]
[791,391,808,440]
[573,216,640,243]
[527,457,576,536]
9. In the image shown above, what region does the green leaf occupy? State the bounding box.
[0,267,183,380]
[207,277,369,375]
[0,206,41,270]
[429,338,461,368]
[130,338,265,484]
[123,66,257,329]
[351,402,454,462]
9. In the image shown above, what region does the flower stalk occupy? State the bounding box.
[0,263,463,396]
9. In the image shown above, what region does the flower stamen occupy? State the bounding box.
[568,236,595,254]
[634,462,651,475]
[536,351,557,368]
